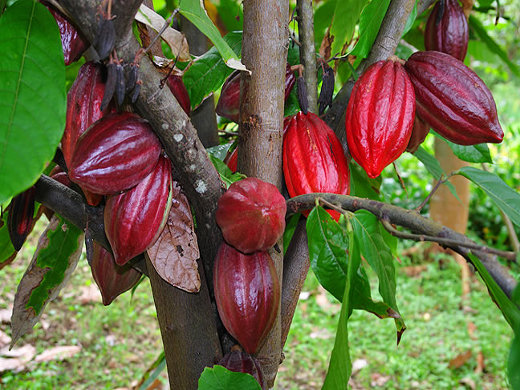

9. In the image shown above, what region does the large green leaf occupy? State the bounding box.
[509,334,520,390]
[215,0,243,32]
[0,0,66,204]
[198,365,261,390]
[457,167,520,228]
[413,146,458,199]
[469,15,520,78]
[329,0,370,57]
[183,31,242,109]
[283,213,300,255]
[178,0,246,72]
[0,210,16,265]
[401,0,418,37]
[433,132,492,163]
[350,0,391,59]
[349,161,382,200]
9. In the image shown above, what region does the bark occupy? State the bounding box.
[239,0,290,386]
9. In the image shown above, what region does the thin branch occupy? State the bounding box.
[415,175,450,212]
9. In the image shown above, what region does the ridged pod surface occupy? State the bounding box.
[69,112,162,195]
[90,242,141,305]
[216,178,286,254]
[424,0,468,61]
[346,59,415,178]
[167,75,191,115]
[404,51,503,145]
[104,156,173,266]
[218,348,266,389]
[46,6,87,65]
[283,112,350,221]
[8,187,36,251]
[214,243,280,354]
[406,115,430,153]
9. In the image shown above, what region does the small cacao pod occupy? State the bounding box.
[46,5,87,65]
[346,59,415,179]
[216,178,286,254]
[167,75,191,115]
[89,241,141,305]
[218,347,266,389]
[283,112,350,221]
[406,115,430,153]
[104,155,172,266]
[214,242,280,354]
[69,112,162,195]
[93,18,116,61]
[424,0,468,61]
[7,187,36,251]
[225,148,238,173]
[404,51,503,145]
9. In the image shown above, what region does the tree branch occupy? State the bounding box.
[296,0,318,113]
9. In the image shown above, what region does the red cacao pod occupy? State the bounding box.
[69,112,162,195]
[218,347,266,389]
[62,61,112,168]
[104,156,172,266]
[216,178,286,254]
[225,148,238,173]
[167,75,191,115]
[283,112,350,221]
[214,242,280,354]
[7,187,36,251]
[346,59,415,179]
[89,242,141,305]
[46,5,87,65]
[424,0,468,61]
[406,115,430,153]
[404,51,503,145]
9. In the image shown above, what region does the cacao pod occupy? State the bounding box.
[346,59,415,179]
[404,51,503,145]
[218,347,266,389]
[89,241,141,305]
[46,5,87,65]
[216,64,295,123]
[424,0,468,61]
[69,112,162,195]
[167,75,191,115]
[7,187,36,251]
[406,115,430,153]
[104,155,172,266]
[283,112,350,221]
[213,242,280,354]
[225,148,238,173]
[216,177,286,254]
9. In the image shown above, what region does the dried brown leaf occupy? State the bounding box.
[147,187,200,292]
[449,349,472,369]
[319,28,333,61]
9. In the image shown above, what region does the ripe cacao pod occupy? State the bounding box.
[69,112,162,195]
[218,347,266,389]
[46,5,87,65]
[7,187,36,251]
[216,178,286,254]
[89,242,141,305]
[346,59,415,179]
[214,242,280,354]
[424,0,468,61]
[404,51,503,145]
[104,155,172,266]
[283,112,350,221]
[167,75,191,115]
[225,148,238,173]
[216,64,295,123]
[406,115,430,153]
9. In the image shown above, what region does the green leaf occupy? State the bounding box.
[314,0,337,53]
[467,253,520,330]
[0,210,16,265]
[349,161,382,200]
[215,0,243,32]
[183,31,242,109]
[413,146,458,199]
[329,0,370,57]
[198,365,261,390]
[468,15,520,78]
[509,334,520,390]
[350,0,391,59]
[283,213,301,255]
[178,0,246,72]
[433,132,492,163]
[208,154,245,189]
[137,351,166,390]
[207,142,233,161]
[401,0,418,37]
[0,0,66,204]
[457,167,520,228]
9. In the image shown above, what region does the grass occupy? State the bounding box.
[0,222,514,389]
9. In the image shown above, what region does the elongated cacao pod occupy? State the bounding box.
[214,243,280,354]
[46,5,87,65]
[283,112,350,221]
[89,242,141,305]
[167,75,191,115]
[104,156,172,266]
[8,187,36,251]
[404,51,503,145]
[406,115,430,153]
[424,0,468,61]
[346,59,415,179]
[69,112,162,195]
[218,347,266,390]
[225,148,238,173]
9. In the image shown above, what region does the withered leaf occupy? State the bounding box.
[147,185,200,292]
